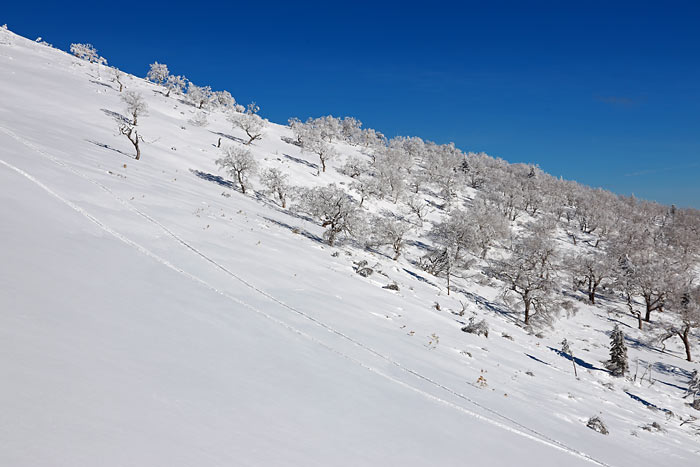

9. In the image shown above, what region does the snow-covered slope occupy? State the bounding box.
[0,28,698,466]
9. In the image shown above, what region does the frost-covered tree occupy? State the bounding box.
[216,145,257,194]
[121,90,148,126]
[606,324,628,377]
[164,74,187,97]
[405,194,431,224]
[114,92,147,161]
[228,103,266,145]
[370,212,413,260]
[302,135,336,174]
[423,143,465,204]
[211,90,237,110]
[661,285,700,362]
[298,184,361,246]
[187,83,212,109]
[70,43,106,64]
[463,152,492,189]
[349,173,381,208]
[111,67,124,92]
[374,145,411,202]
[260,168,290,208]
[338,156,369,179]
[467,199,510,259]
[146,62,169,85]
[492,233,559,325]
[569,251,613,304]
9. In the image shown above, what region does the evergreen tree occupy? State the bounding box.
[606,324,629,377]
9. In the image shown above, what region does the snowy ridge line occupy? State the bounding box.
[0,132,612,466]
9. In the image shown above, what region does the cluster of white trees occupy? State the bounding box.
[278,113,700,360]
[90,47,699,361]
[145,62,244,113]
[70,43,107,65]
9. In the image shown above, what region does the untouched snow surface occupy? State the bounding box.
[1,29,698,466]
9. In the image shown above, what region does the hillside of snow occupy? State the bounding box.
[1,28,698,466]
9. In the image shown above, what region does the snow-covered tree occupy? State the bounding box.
[662,285,700,362]
[301,135,336,174]
[467,199,510,259]
[298,184,361,246]
[228,103,266,145]
[338,156,369,179]
[405,194,431,224]
[211,90,237,110]
[111,67,124,92]
[260,168,290,208]
[114,92,147,161]
[70,43,106,64]
[146,62,169,85]
[370,212,413,260]
[569,251,613,304]
[373,145,411,202]
[186,83,212,109]
[492,233,559,325]
[606,324,628,377]
[121,90,148,126]
[164,74,187,97]
[215,145,257,194]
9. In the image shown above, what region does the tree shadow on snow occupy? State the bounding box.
[100,108,130,124]
[548,347,607,372]
[209,131,246,145]
[90,79,116,90]
[85,139,134,159]
[262,216,324,244]
[283,154,318,171]
[624,391,673,415]
[189,169,235,190]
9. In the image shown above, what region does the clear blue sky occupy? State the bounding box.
[4,1,700,207]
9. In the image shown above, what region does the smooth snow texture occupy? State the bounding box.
[0,29,698,466]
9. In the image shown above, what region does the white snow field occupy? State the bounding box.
[0,28,698,466]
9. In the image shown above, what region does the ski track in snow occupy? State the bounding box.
[0,126,613,467]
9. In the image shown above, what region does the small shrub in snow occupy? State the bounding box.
[383,283,399,291]
[641,422,665,433]
[586,416,609,435]
[188,111,209,127]
[461,317,489,338]
[356,267,373,278]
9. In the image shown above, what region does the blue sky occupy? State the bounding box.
[5,1,700,207]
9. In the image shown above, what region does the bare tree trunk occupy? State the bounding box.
[524,299,531,325]
[237,172,246,194]
[680,326,692,362]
